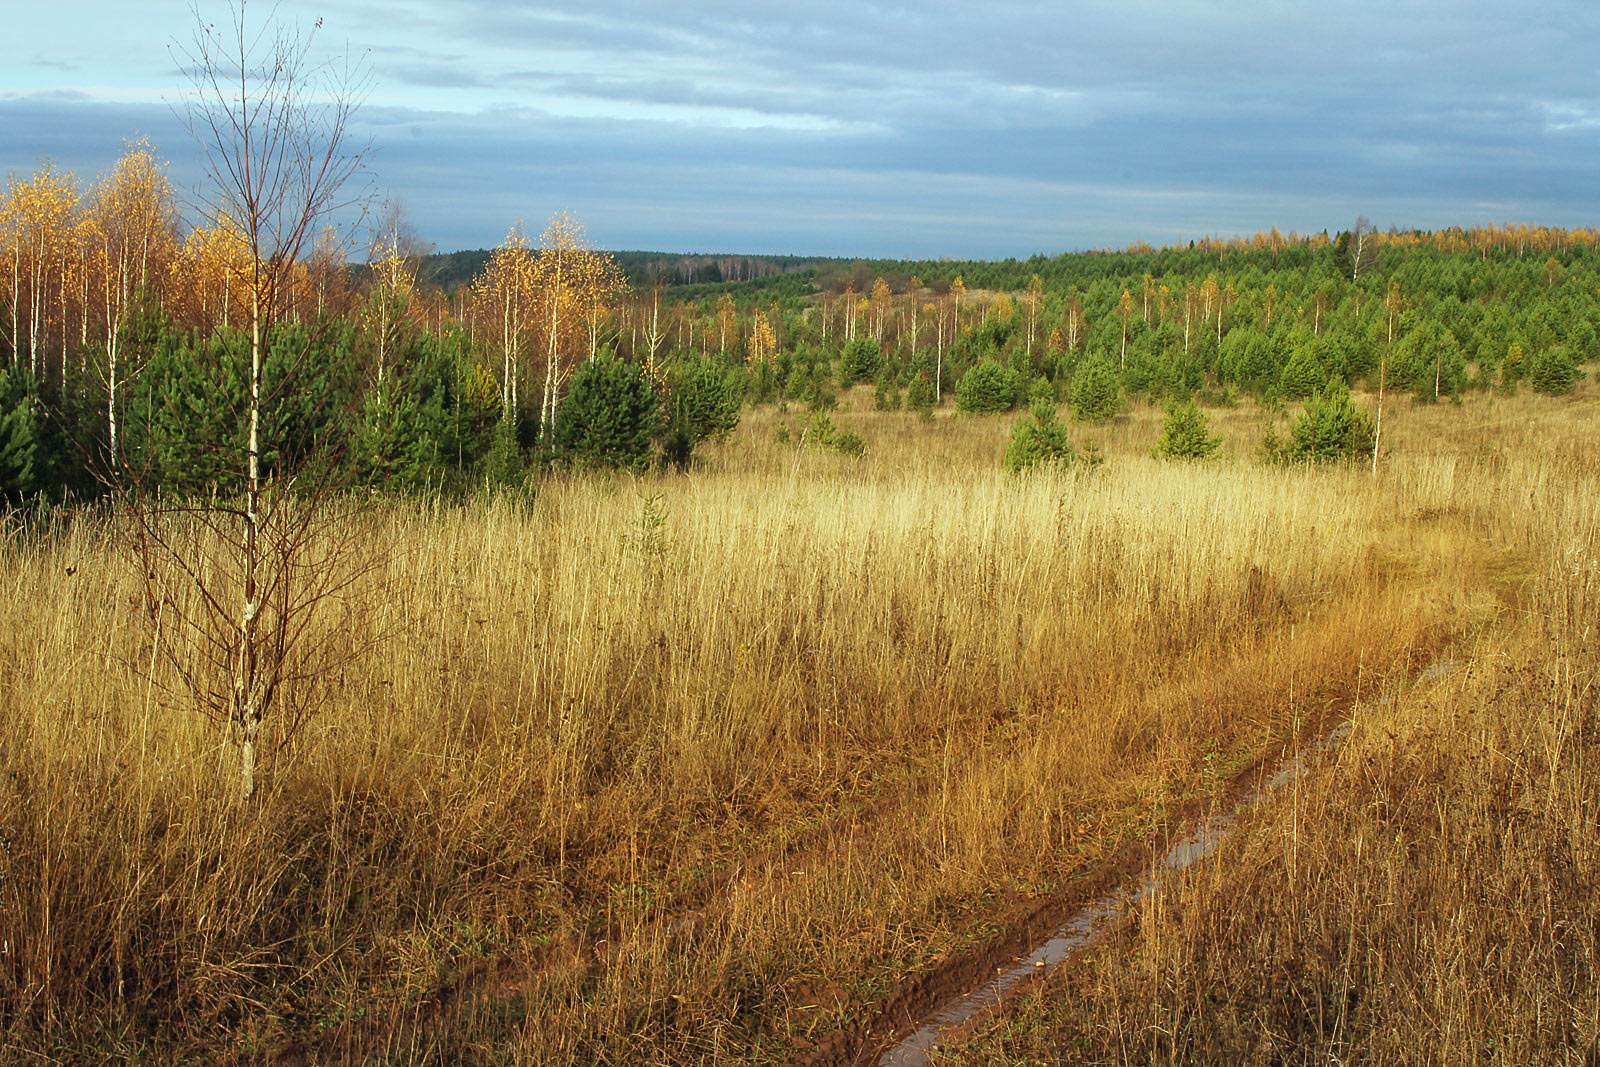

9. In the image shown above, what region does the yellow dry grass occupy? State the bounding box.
[0,384,1592,1063]
[952,388,1600,1066]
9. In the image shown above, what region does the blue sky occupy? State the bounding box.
[6,1,1600,257]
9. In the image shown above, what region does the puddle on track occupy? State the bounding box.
[874,658,1465,1067]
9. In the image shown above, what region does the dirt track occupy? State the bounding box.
[253,644,1446,1067]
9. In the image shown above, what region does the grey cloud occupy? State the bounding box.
[0,97,193,176]
[12,1,1600,256]
[26,56,79,72]
[385,64,487,90]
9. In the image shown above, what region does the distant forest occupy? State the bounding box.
[2,141,1596,506]
[418,249,836,292]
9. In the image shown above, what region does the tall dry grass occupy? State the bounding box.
[955,389,1600,1066]
[0,388,1566,1063]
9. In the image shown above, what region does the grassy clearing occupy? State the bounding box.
[949,391,1600,1066]
[0,386,1592,1063]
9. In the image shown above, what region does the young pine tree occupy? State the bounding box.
[1071,350,1122,422]
[1284,383,1376,463]
[956,359,1022,414]
[0,367,46,506]
[1153,399,1221,460]
[1004,397,1075,473]
[553,354,659,471]
[906,372,937,417]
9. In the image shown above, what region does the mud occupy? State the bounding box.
[834,659,1460,1067]
[871,723,1354,1067]
[253,655,1457,1067]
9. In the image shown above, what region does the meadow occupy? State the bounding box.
[951,392,1600,1066]
[1,383,1595,1064]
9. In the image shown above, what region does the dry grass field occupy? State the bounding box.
[950,392,1600,1066]
[0,383,1594,1064]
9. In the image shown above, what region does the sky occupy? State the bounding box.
[5,1,1600,258]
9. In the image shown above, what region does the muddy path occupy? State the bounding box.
[252,644,1455,1066]
[862,725,1353,1067]
[784,753,1298,1067]
[802,660,1458,1067]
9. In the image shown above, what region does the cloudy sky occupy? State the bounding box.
[5,1,1600,257]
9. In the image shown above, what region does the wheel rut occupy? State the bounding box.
[799,658,1459,1067]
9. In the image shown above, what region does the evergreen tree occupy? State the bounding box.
[872,366,902,411]
[667,356,743,442]
[1004,398,1074,473]
[413,332,501,479]
[839,336,881,385]
[126,326,245,495]
[1028,374,1057,408]
[1528,344,1581,395]
[1395,320,1465,399]
[955,359,1023,413]
[1070,350,1122,422]
[553,355,659,471]
[1284,383,1376,463]
[481,414,525,486]
[906,372,937,416]
[126,323,360,497]
[1153,399,1221,460]
[1278,342,1326,399]
[0,367,46,506]
[1567,318,1599,364]
[660,356,743,469]
[1501,343,1525,390]
[351,382,434,492]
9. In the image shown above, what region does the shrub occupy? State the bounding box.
[906,372,937,416]
[839,337,881,385]
[833,429,867,457]
[1283,383,1376,463]
[553,355,658,471]
[1070,350,1122,422]
[800,411,866,456]
[1004,398,1074,473]
[956,359,1022,414]
[1154,400,1221,460]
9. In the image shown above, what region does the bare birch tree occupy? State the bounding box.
[126,0,374,801]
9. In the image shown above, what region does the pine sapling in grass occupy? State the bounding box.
[1071,350,1122,422]
[1283,383,1377,464]
[873,366,902,411]
[1154,399,1221,460]
[906,372,937,418]
[1005,398,1075,473]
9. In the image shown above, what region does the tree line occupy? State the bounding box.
[4,140,1596,508]
[657,224,1596,418]
[0,148,749,506]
